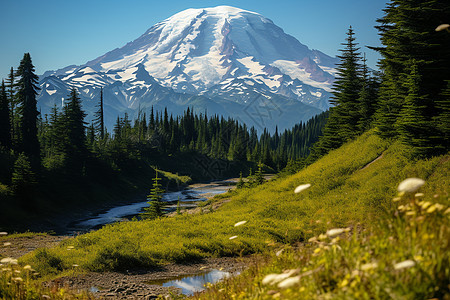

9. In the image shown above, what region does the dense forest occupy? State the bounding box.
[310,3,449,159]
[0,56,328,227]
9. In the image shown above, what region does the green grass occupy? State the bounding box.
[12,131,449,298]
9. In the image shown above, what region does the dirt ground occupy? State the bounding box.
[0,177,274,298]
[47,257,251,299]
[0,234,70,258]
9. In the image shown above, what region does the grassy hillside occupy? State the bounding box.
[2,131,448,298]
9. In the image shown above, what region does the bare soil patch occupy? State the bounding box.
[47,257,252,299]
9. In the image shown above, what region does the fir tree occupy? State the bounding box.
[434,81,450,151]
[63,88,87,174]
[396,61,434,156]
[373,0,450,146]
[145,170,165,219]
[16,53,41,168]
[5,67,17,149]
[0,81,11,149]
[11,153,37,206]
[330,26,363,141]
[94,87,105,139]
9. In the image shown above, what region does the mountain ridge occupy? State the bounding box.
[38,6,338,131]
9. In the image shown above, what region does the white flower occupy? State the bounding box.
[361,262,378,271]
[294,184,311,194]
[0,232,7,237]
[0,258,18,265]
[234,221,247,227]
[3,242,11,246]
[23,265,32,270]
[262,270,297,285]
[436,24,450,32]
[397,178,425,193]
[262,274,282,285]
[394,260,415,270]
[326,228,347,237]
[229,236,238,240]
[278,275,301,288]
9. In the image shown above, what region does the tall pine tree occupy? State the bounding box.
[16,53,41,168]
[63,88,87,175]
[0,81,11,149]
[94,87,105,139]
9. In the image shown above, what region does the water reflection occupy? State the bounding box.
[148,269,232,296]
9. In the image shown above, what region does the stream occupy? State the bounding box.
[69,179,236,232]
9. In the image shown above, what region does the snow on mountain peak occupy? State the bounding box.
[38,6,338,131]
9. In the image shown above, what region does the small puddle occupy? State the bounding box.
[146,269,234,296]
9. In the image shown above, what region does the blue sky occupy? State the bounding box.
[0,0,387,80]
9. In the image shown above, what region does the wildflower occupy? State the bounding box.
[339,278,349,287]
[397,178,425,193]
[67,246,75,250]
[278,275,301,288]
[308,236,318,243]
[3,242,11,246]
[0,232,7,236]
[414,193,424,198]
[361,262,378,271]
[72,264,79,267]
[413,255,423,262]
[434,203,445,211]
[229,236,238,240]
[276,249,284,257]
[294,183,311,194]
[392,197,401,202]
[394,260,415,270]
[0,258,18,265]
[318,234,327,240]
[234,221,247,227]
[314,248,321,254]
[12,277,23,282]
[444,207,450,215]
[262,270,297,285]
[426,205,437,214]
[326,228,348,237]
[436,24,450,32]
[420,201,432,209]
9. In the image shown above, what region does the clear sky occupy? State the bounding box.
[0,0,388,81]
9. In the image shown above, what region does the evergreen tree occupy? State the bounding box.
[11,153,37,206]
[373,0,450,146]
[145,170,165,219]
[312,27,363,158]
[63,88,87,174]
[0,81,11,149]
[5,67,17,149]
[434,81,450,150]
[330,26,363,141]
[396,61,434,156]
[94,87,105,139]
[254,163,265,185]
[16,53,41,168]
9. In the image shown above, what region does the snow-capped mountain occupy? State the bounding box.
[38,6,338,131]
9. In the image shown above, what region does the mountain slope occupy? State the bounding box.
[38,6,337,131]
[21,131,449,299]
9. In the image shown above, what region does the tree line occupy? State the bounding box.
[0,53,328,209]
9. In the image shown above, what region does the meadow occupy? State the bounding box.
[1,130,448,299]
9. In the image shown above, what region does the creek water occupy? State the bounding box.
[146,269,234,296]
[71,179,235,232]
